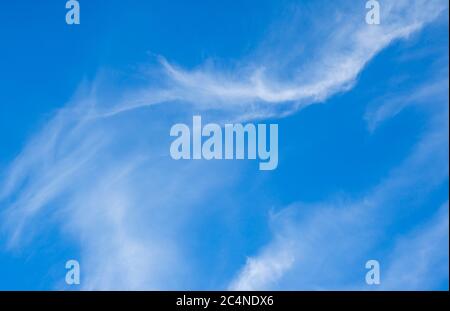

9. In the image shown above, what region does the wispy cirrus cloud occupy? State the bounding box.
[98,0,448,120]
[229,72,449,290]
[381,201,449,290]
[365,77,449,132]
[0,0,448,290]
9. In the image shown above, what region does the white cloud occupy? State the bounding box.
[381,202,449,290]
[229,75,449,290]
[100,0,448,120]
[365,77,449,132]
[0,0,448,289]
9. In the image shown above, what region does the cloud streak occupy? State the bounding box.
[99,0,447,120]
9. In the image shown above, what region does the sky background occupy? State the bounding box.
[0,0,448,290]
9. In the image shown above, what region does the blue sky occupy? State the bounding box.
[0,0,448,290]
